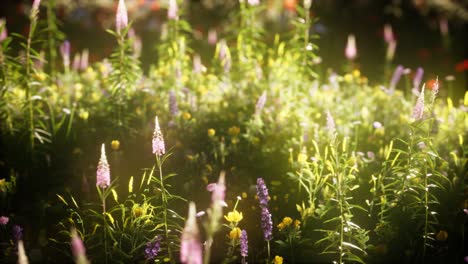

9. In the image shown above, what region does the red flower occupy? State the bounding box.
[455,60,468,72]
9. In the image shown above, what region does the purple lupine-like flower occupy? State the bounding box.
[169,90,179,116]
[0,216,9,225]
[256,178,269,208]
[412,85,425,121]
[389,65,404,90]
[240,230,248,257]
[116,0,128,33]
[326,110,336,140]
[413,67,424,89]
[345,34,357,60]
[145,236,162,260]
[168,0,178,20]
[255,91,267,115]
[60,41,70,68]
[0,19,7,42]
[152,116,166,156]
[12,225,23,242]
[260,207,273,241]
[96,144,111,189]
[181,202,203,264]
[383,24,394,43]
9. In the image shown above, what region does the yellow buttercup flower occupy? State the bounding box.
[344,73,353,83]
[274,255,283,264]
[182,112,191,120]
[294,219,301,229]
[282,217,293,226]
[277,222,285,231]
[297,153,308,163]
[207,128,216,137]
[111,140,120,150]
[229,227,241,240]
[224,210,243,223]
[352,69,361,78]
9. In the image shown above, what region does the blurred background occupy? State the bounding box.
[1,0,467,98]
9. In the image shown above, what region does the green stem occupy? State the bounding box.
[157,154,172,262]
[102,189,108,264]
[266,240,270,264]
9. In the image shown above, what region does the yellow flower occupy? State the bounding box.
[352,69,361,78]
[33,72,47,82]
[111,140,120,150]
[274,255,283,264]
[78,109,89,121]
[207,128,216,137]
[436,230,448,242]
[277,222,285,231]
[294,219,301,229]
[133,206,145,217]
[182,112,191,120]
[224,210,243,223]
[297,153,307,163]
[242,192,248,199]
[282,217,293,226]
[344,73,353,83]
[229,227,241,240]
[228,126,240,136]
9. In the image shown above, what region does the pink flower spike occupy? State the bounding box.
[17,240,29,264]
[383,24,394,43]
[32,0,41,12]
[0,216,9,225]
[168,0,178,20]
[152,116,166,156]
[96,144,111,189]
[0,19,7,42]
[180,202,202,264]
[116,0,128,33]
[211,172,226,207]
[412,85,425,121]
[345,34,357,61]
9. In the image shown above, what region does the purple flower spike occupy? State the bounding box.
[256,178,269,208]
[116,0,128,33]
[260,207,273,241]
[152,116,166,156]
[181,202,203,264]
[12,225,23,242]
[71,228,89,263]
[413,67,424,89]
[389,65,404,90]
[0,19,7,42]
[240,230,248,257]
[145,236,162,260]
[96,144,111,189]
[60,41,70,68]
[168,0,178,20]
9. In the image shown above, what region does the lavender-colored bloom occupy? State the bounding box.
[256,178,269,208]
[255,91,267,115]
[412,85,425,121]
[0,19,7,42]
[71,228,89,264]
[17,240,28,264]
[181,202,202,264]
[169,90,179,116]
[96,144,110,189]
[12,225,23,241]
[32,0,41,12]
[240,230,248,257]
[373,121,382,129]
[60,41,70,68]
[383,24,394,43]
[413,67,424,89]
[389,65,404,90]
[209,172,226,208]
[260,207,273,241]
[116,0,128,33]
[326,110,336,140]
[152,116,166,156]
[145,236,162,260]
[0,216,9,225]
[168,0,178,20]
[345,34,357,60]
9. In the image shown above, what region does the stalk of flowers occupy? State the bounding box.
[256,178,273,261]
[412,85,425,121]
[326,110,337,142]
[412,67,424,96]
[345,34,357,61]
[145,236,162,261]
[224,196,244,258]
[240,230,248,264]
[71,228,90,264]
[389,65,404,91]
[60,41,70,72]
[181,202,202,264]
[116,0,128,35]
[96,143,110,263]
[168,0,178,20]
[204,172,226,264]
[277,217,301,262]
[17,240,29,264]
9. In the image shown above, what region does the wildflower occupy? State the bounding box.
[167,93,179,119]
[224,210,243,223]
[80,49,89,71]
[13,225,23,242]
[430,77,439,104]
[218,39,231,72]
[228,126,240,136]
[436,230,448,242]
[385,40,397,62]
[256,178,269,208]
[152,116,166,156]
[229,227,241,240]
[78,109,89,121]
[207,29,217,45]
[17,240,28,264]
[0,19,7,42]
[111,140,120,151]
[182,112,191,120]
[209,172,226,208]
[413,67,424,90]
[248,0,260,6]
[255,91,267,115]
[116,0,128,33]
[304,0,312,9]
[207,129,216,137]
[373,121,382,129]
[0,216,8,225]
[96,144,111,189]
[294,219,301,229]
[297,152,307,163]
[326,110,336,140]
[72,53,81,71]
[145,236,162,260]
[60,41,70,69]
[180,202,202,264]
[71,228,89,264]
[260,207,273,241]
[412,85,425,121]
[240,230,248,258]
[345,34,357,60]
[32,0,41,12]
[389,65,404,90]
[274,255,283,264]
[168,0,178,20]
[383,24,394,43]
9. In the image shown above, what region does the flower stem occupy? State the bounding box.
[157,154,172,262]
